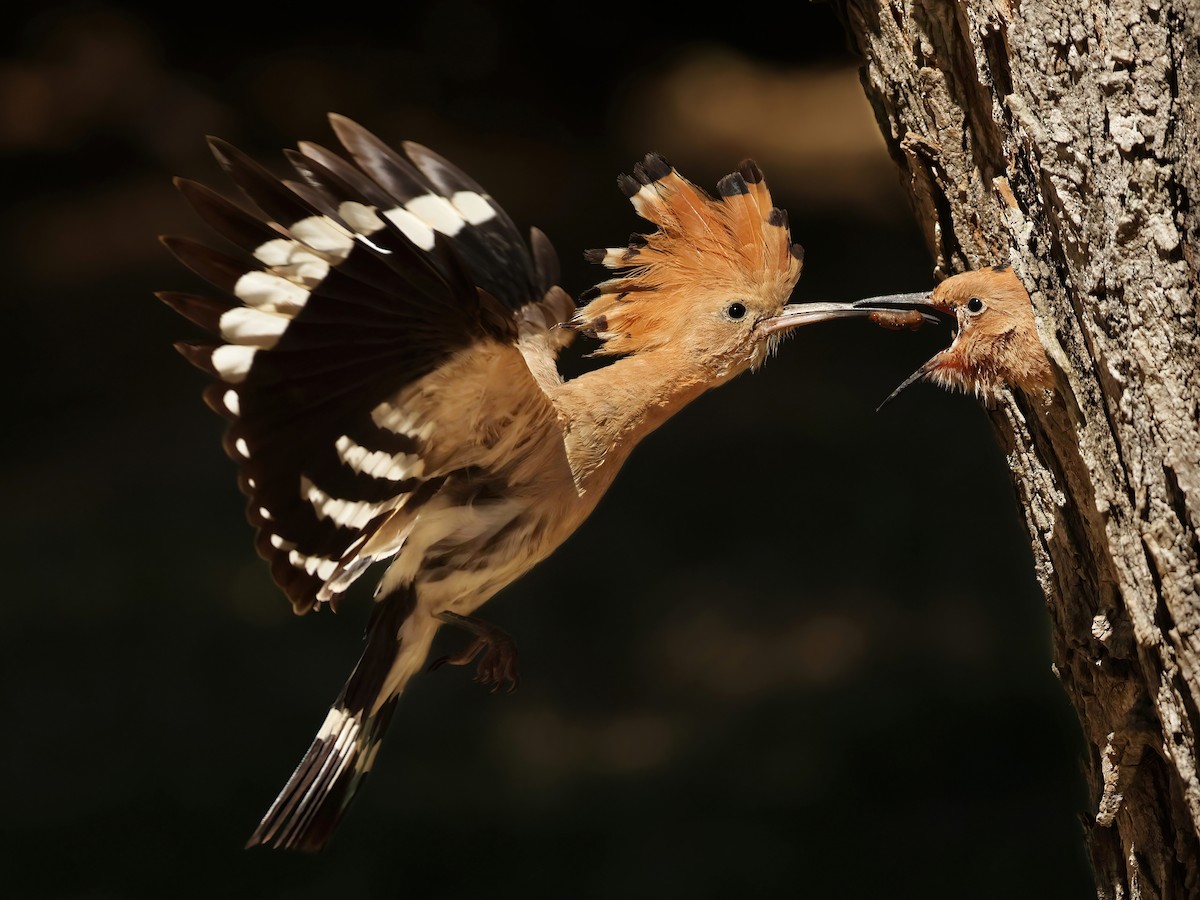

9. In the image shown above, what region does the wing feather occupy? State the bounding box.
[162,116,574,613]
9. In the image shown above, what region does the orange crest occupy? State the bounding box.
[574,155,804,355]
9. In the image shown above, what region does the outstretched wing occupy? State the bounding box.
[160,115,574,614]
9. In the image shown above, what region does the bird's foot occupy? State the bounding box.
[429,611,520,693]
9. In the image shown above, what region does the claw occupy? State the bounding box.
[430,612,520,693]
[428,639,486,673]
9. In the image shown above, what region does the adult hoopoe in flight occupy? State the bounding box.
[160,114,935,852]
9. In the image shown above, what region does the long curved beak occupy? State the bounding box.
[760,295,946,336]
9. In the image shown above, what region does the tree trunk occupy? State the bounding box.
[831,1,1200,897]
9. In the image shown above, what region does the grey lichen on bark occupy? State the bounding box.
[832,1,1200,897]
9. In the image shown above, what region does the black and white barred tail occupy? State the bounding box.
[163,117,572,851]
[246,585,416,851]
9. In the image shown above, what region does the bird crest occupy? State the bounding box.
[573,154,804,355]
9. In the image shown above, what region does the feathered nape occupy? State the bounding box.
[573,155,804,355]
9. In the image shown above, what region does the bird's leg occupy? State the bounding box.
[429,611,520,693]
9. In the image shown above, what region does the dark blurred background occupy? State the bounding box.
[1,2,1094,897]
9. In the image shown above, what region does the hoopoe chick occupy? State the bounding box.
[160,115,901,853]
[853,264,1055,406]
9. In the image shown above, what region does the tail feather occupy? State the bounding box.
[246,585,416,851]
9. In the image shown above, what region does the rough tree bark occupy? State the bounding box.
[831,2,1200,897]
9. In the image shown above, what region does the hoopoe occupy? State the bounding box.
[160,114,933,852]
[853,264,1054,407]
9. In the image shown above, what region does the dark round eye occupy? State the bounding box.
[966,297,985,313]
[726,301,747,320]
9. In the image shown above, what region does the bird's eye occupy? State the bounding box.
[725,301,747,320]
[966,297,985,314]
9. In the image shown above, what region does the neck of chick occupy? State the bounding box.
[554,347,717,493]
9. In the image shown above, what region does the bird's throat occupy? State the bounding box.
[554,352,711,490]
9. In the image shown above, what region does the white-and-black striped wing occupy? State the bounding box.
[161,116,572,614]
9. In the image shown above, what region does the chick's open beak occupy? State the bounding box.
[848,291,959,411]
[759,299,942,335]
